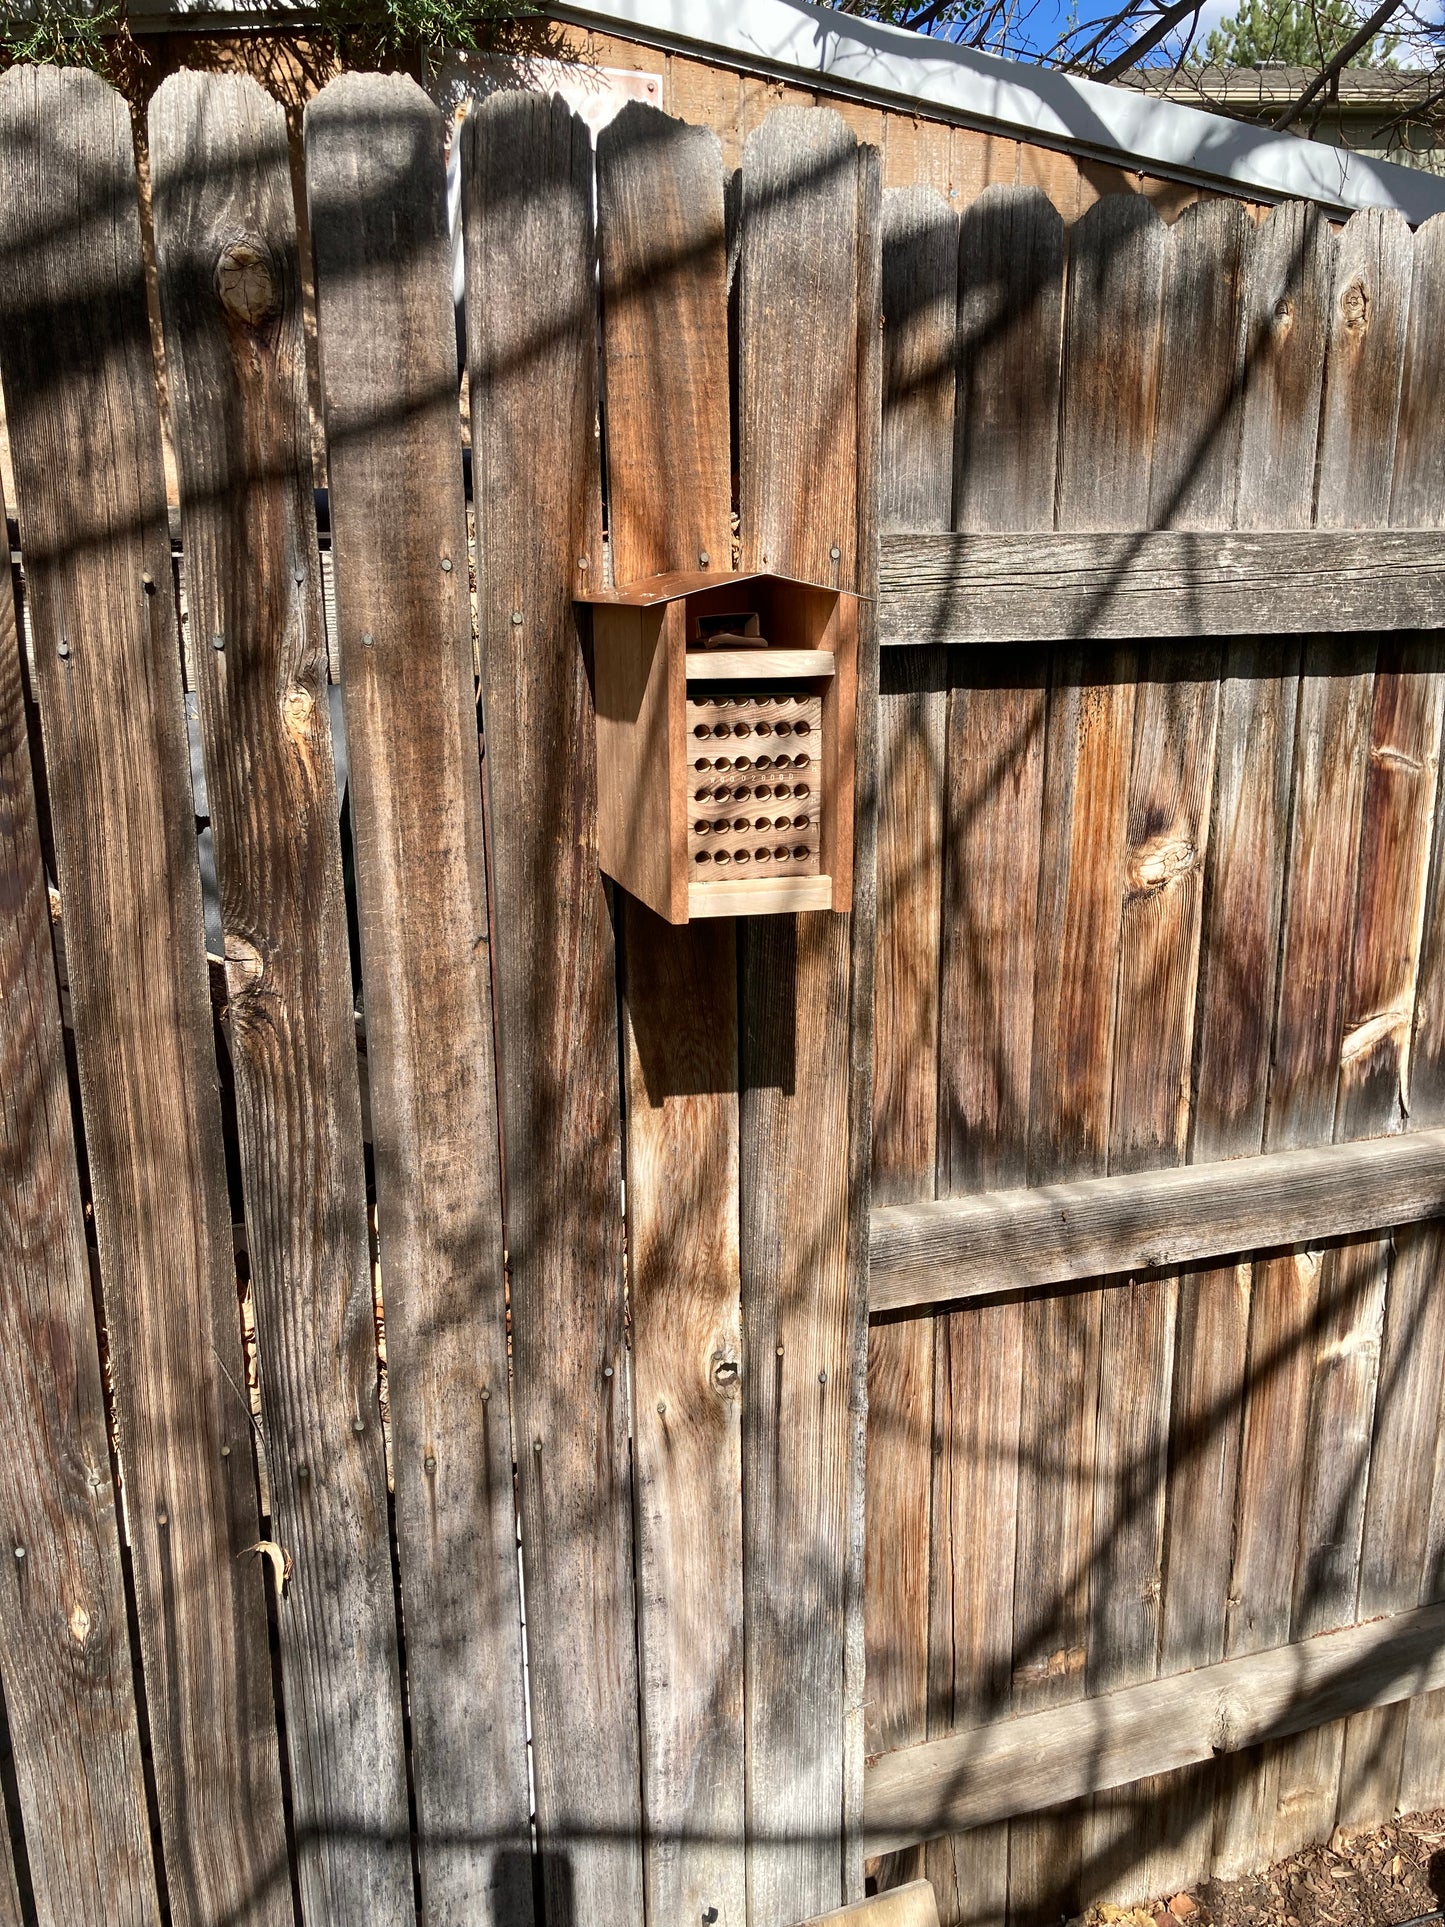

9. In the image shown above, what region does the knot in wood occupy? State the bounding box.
[224,934,267,1004]
[216,239,280,326]
[1271,295,1294,341]
[1340,277,1370,334]
[1126,834,1196,898]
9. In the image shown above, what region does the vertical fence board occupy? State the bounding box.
[1209,198,1332,1882]
[598,102,746,1927]
[0,66,291,1927]
[0,480,157,1927]
[932,180,1062,1927]
[153,75,418,1924]
[305,70,535,1922]
[867,182,955,1901]
[1270,206,1413,1858]
[1010,193,1160,1927]
[1395,212,1445,1819]
[736,104,874,1927]
[465,90,645,1927]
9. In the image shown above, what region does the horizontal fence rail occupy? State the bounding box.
[864,1600,1445,1854]
[877,530,1445,646]
[868,1126,1445,1313]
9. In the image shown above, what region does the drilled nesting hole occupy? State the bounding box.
[688,688,823,876]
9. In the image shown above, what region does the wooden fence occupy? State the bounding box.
[2,50,1445,1927]
[866,181,1445,1923]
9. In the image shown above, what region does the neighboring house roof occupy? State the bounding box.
[1118,64,1445,175]
[130,0,1445,218]
[547,0,1445,217]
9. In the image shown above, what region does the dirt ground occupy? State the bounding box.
[1080,1812,1445,1927]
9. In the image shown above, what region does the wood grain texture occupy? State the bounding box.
[803,1880,942,1926]
[156,75,416,1925]
[1271,202,1414,1860]
[303,71,530,1922]
[1397,212,1445,1817]
[464,90,644,1927]
[599,101,745,1927]
[952,185,1064,535]
[739,108,859,590]
[0,66,290,1927]
[876,529,1445,647]
[0,464,156,1926]
[864,1600,1445,1852]
[866,180,955,1898]
[736,104,873,1926]
[598,102,731,585]
[1210,198,1334,1881]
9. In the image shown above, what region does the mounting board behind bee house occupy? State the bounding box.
[584,570,858,923]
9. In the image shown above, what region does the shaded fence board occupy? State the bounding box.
[866,182,955,1902]
[0,479,156,1926]
[864,1601,1445,1853]
[155,73,419,1925]
[465,90,645,1927]
[598,102,746,1927]
[876,530,1445,647]
[736,104,877,1926]
[0,65,291,1927]
[305,72,530,1923]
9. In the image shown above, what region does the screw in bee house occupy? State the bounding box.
[829,545,841,562]
[698,549,710,567]
[577,554,589,570]
[441,557,453,573]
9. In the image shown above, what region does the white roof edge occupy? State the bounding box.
[552,0,1445,221]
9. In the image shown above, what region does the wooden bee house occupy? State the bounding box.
[585,570,859,923]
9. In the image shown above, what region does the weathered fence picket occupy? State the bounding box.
[0,65,291,1927]
[0,463,156,1927]
[464,88,646,1927]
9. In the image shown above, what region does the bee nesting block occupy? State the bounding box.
[686,688,823,877]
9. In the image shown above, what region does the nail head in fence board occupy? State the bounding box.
[875,528,1445,647]
[465,90,644,1927]
[865,181,954,1900]
[1208,197,1331,1883]
[862,1598,1445,1853]
[0,65,291,1926]
[736,103,870,1926]
[598,99,745,1927]
[249,70,531,1921]
[0,481,156,1927]
[598,103,731,586]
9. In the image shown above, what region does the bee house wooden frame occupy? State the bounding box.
[585,570,859,923]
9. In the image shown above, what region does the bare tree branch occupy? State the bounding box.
[1270,0,1406,127]
[1091,0,1205,78]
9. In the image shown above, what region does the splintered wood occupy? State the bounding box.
[687,689,823,875]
